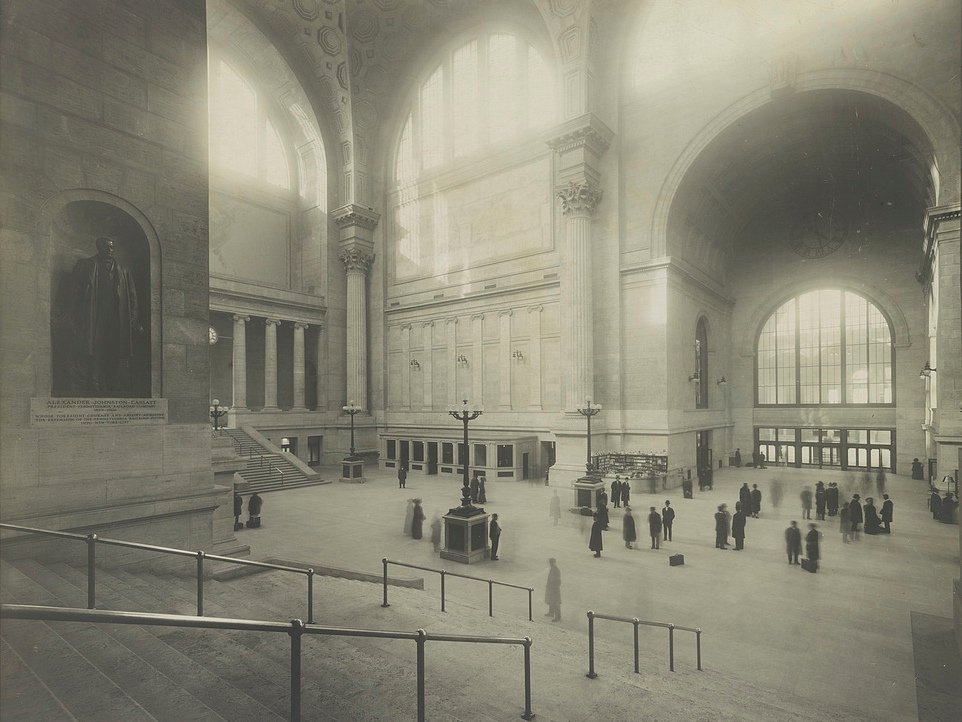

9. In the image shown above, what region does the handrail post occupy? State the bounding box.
[527,588,532,622]
[668,624,675,672]
[289,619,304,722]
[632,618,640,674]
[85,533,97,609]
[306,569,315,624]
[415,628,426,722]
[381,558,390,608]
[440,570,446,613]
[586,611,597,679]
[521,636,534,720]
[696,628,702,671]
[488,579,493,617]
[195,551,205,616]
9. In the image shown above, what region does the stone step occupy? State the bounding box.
[0,637,74,722]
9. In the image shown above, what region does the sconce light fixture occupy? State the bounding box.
[716,376,727,386]
[409,359,420,369]
[456,354,468,365]
[512,350,524,361]
[688,371,700,383]
[920,362,936,379]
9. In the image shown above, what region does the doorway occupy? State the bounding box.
[426,442,438,475]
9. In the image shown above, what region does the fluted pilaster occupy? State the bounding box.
[231,314,249,410]
[527,305,543,409]
[446,317,458,407]
[422,321,434,410]
[263,318,280,410]
[292,322,308,410]
[401,324,412,409]
[498,309,513,409]
[471,314,484,406]
[340,248,374,410]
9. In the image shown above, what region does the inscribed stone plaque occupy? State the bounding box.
[31,398,168,427]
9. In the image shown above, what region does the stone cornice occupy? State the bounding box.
[545,113,614,156]
[917,203,961,285]
[557,180,603,215]
[332,203,380,230]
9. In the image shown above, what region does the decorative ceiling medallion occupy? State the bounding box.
[292,0,319,22]
[336,61,349,90]
[549,0,578,17]
[317,25,342,55]
[788,209,847,259]
[350,9,380,43]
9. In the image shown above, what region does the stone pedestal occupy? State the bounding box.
[573,475,606,511]
[440,506,490,564]
[339,458,366,484]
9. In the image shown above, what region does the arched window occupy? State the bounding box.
[756,290,893,405]
[695,318,708,408]
[395,31,555,185]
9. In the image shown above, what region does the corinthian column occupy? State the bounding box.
[558,180,603,410]
[292,322,308,410]
[231,314,249,410]
[263,318,280,410]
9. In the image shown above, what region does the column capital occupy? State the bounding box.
[445,317,459,326]
[400,323,413,331]
[470,313,485,322]
[232,314,250,323]
[527,305,544,314]
[918,203,961,284]
[264,318,281,327]
[557,180,603,216]
[339,248,375,274]
[293,321,309,330]
[498,308,513,318]
[421,320,435,329]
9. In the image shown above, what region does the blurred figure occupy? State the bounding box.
[489,514,501,560]
[785,520,802,565]
[662,500,675,541]
[930,487,943,519]
[597,491,610,531]
[805,524,821,573]
[549,491,561,526]
[732,502,747,551]
[739,483,752,517]
[880,494,894,534]
[939,492,958,524]
[911,458,924,481]
[770,478,784,508]
[859,472,872,498]
[430,513,442,553]
[544,559,562,621]
[246,492,263,528]
[621,479,631,508]
[589,513,604,558]
[875,469,887,498]
[800,486,813,520]
[849,495,863,540]
[648,506,662,549]
[470,472,480,503]
[477,474,487,503]
[734,448,742,467]
[826,482,839,516]
[815,481,826,520]
[233,492,243,529]
[715,504,730,549]
[750,484,762,518]
[411,499,425,539]
[622,506,637,549]
[403,499,415,535]
[839,503,851,543]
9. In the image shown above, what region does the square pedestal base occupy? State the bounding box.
[440,511,490,564]
[339,458,366,483]
[573,476,606,511]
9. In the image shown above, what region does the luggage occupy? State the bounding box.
[246,516,261,529]
[669,554,684,566]
[801,558,817,573]
[234,522,244,531]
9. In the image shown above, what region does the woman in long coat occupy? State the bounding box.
[805,524,820,572]
[544,559,562,621]
[411,499,425,539]
[863,498,881,535]
[622,507,637,549]
[589,513,603,557]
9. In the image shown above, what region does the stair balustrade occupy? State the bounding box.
[0,603,536,722]
[585,609,702,677]
[0,523,316,623]
[381,558,533,621]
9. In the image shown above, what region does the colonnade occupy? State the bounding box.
[230,314,317,411]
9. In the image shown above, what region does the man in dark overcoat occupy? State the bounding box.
[714,504,730,549]
[647,506,662,549]
[849,494,863,539]
[880,494,894,533]
[662,500,675,541]
[622,507,636,549]
[805,524,820,572]
[589,513,604,557]
[750,484,762,518]
[739,483,752,517]
[815,482,826,520]
[785,521,802,564]
[731,502,747,550]
[611,477,622,508]
[489,513,501,560]
[826,482,839,516]
[621,479,631,507]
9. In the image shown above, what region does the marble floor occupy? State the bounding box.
[238,463,960,721]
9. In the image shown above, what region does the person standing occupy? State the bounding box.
[750,484,762,519]
[849,494,863,539]
[880,494,894,533]
[911,458,924,481]
[621,479,631,508]
[839,500,851,542]
[805,524,820,573]
[430,514,442,553]
[930,488,943,519]
[589,513,604,558]
[549,491,561,526]
[800,486,813,520]
[398,465,407,489]
[785,521,802,564]
[477,474,487,504]
[411,499,425,539]
[734,448,742,467]
[648,506,662,549]
[597,493,610,531]
[622,506,637,549]
[715,504,730,549]
[662,500,675,541]
[233,492,243,529]
[247,492,263,528]
[470,472,480,503]
[544,559,562,621]
[739,483,752,518]
[489,514,501,560]
[815,482,826,521]
[611,477,622,508]
[863,498,882,535]
[731,502,747,550]
[826,482,839,516]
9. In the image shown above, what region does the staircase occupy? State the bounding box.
[223,429,329,495]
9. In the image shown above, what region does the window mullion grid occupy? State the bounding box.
[840,294,847,404]
[443,52,453,165]
[518,40,529,131]
[794,297,801,405]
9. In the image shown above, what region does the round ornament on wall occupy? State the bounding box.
[209,326,219,345]
[788,209,847,259]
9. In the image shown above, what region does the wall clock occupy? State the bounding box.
[789,210,847,259]
[209,326,219,345]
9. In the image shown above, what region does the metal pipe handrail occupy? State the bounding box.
[585,610,702,677]
[0,522,316,624]
[1,604,535,721]
[381,558,534,621]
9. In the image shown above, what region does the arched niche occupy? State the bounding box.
[44,192,161,398]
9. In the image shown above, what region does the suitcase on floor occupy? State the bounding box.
[669,554,684,566]
[801,558,817,573]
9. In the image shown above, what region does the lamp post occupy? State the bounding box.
[448,399,483,507]
[577,398,602,475]
[210,399,228,431]
[342,401,362,459]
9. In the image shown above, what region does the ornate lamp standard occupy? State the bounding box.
[573,398,605,511]
[441,399,488,564]
[210,399,228,432]
[339,401,366,483]
[577,398,603,475]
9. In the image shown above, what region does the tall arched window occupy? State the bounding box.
[695,317,708,408]
[756,290,893,405]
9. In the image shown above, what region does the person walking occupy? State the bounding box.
[589,513,604,558]
[849,494,863,539]
[739,483,752,518]
[785,521,802,564]
[715,504,730,549]
[815,482,826,520]
[732,502,747,550]
[826,482,839,516]
[403,499,415,536]
[611,477,622,508]
[662,500,675,541]
[839,503,851,543]
[805,524,820,573]
[544,559,562,621]
[880,494,894,533]
[622,506,637,549]
[911,458,924,481]
[770,478,783,508]
[750,484,762,519]
[648,506,662,549]
[430,514,442,553]
[411,499,425,539]
[489,514,501,560]
[800,486,813,519]
[549,491,561,526]
[875,469,887,498]
[398,464,407,488]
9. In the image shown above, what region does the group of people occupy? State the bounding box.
[609,476,632,508]
[839,493,895,541]
[232,491,263,529]
[589,499,676,556]
[929,487,958,524]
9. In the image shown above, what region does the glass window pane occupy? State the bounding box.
[413,441,424,462]
[497,444,513,467]
[848,430,867,444]
[442,442,453,464]
[452,41,479,157]
[211,61,258,176]
[387,440,396,460]
[869,430,891,444]
[800,428,819,442]
[526,45,554,130]
[487,34,519,143]
[420,65,444,169]
[474,443,487,467]
[396,115,415,184]
[758,428,776,441]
